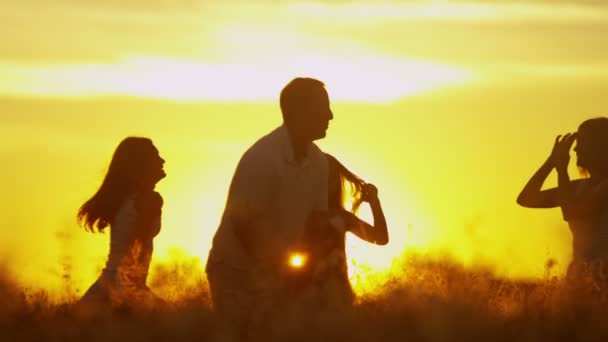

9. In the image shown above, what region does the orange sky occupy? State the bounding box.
[1,0,608,297]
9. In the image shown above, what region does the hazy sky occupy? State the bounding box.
[1,0,607,296]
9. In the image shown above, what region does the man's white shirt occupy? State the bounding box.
[208,125,329,271]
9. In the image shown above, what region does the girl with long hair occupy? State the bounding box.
[518,117,608,283]
[78,137,166,309]
[296,154,388,307]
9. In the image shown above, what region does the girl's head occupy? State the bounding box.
[575,117,608,178]
[78,137,165,232]
[108,137,166,188]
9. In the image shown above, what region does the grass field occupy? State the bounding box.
[2,255,608,341]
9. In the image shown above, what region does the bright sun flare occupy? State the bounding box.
[289,253,308,269]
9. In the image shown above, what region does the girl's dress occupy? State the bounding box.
[80,194,162,308]
[565,180,608,284]
[296,156,356,308]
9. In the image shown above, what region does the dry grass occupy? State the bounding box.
[2,255,608,342]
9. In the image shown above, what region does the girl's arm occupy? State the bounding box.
[516,132,608,220]
[555,133,578,208]
[516,159,560,208]
[550,132,601,220]
[517,134,578,209]
[340,184,389,245]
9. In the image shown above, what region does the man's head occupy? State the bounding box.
[280,77,333,141]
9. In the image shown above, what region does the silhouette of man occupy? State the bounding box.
[206,77,334,338]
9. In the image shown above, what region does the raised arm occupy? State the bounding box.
[516,159,559,208]
[341,184,389,245]
[555,133,578,207]
[517,134,575,208]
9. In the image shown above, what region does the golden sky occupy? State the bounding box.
[1,0,608,296]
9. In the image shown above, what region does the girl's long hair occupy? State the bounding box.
[77,137,153,232]
[577,117,608,177]
[327,154,366,214]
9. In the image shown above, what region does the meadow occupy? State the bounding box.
[2,254,607,342]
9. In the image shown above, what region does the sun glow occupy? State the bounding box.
[289,253,308,269]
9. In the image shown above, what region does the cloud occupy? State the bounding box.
[288,0,608,23]
[1,0,607,92]
[0,55,472,102]
[0,2,234,64]
[6,0,204,11]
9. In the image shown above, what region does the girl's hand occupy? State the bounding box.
[549,133,577,172]
[361,183,379,204]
